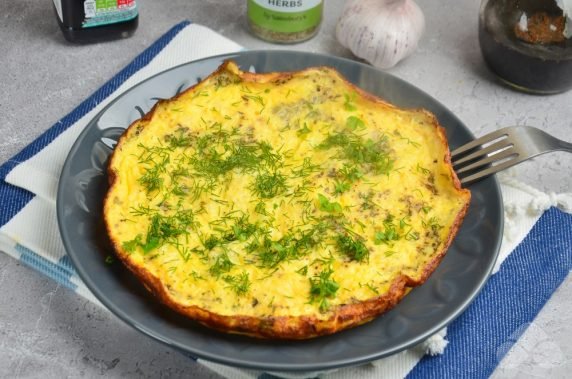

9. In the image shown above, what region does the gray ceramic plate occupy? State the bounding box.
[57,50,503,372]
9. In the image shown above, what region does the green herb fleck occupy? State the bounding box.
[339,164,363,182]
[242,94,266,114]
[203,235,220,250]
[343,93,357,111]
[317,194,343,213]
[122,235,142,253]
[296,123,312,137]
[336,233,369,262]
[416,163,431,175]
[374,214,400,245]
[252,171,287,199]
[318,132,394,176]
[223,271,250,295]
[309,267,340,312]
[345,116,365,131]
[209,252,234,278]
[333,180,351,195]
[360,281,379,295]
[400,136,421,148]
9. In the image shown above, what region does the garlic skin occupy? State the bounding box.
[336,0,425,69]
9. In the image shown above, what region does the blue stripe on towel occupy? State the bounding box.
[0,20,192,228]
[58,255,78,275]
[407,207,572,379]
[0,186,34,228]
[17,244,78,291]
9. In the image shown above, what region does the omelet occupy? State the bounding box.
[104,61,470,339]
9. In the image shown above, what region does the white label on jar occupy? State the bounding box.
[250,0,322,13]
[52,0,63,21]
[84,0,96,18]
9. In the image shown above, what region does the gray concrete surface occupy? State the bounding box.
[0,0,570,377]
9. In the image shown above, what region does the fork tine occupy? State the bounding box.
[455,146,518,174]
[452,139,513,166]
[451,127,511,157]
[460,155,527,184]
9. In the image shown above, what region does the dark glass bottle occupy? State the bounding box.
[53,0,138,43]
[479,0,572,94]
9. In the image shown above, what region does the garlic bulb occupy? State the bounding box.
[336,0,425,69]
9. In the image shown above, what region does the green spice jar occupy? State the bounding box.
[247,0,324,43]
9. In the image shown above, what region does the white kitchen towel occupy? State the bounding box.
[1,21,571,379]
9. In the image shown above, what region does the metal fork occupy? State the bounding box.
[451,126,572,185]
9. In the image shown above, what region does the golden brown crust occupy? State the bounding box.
[104,60,471,339]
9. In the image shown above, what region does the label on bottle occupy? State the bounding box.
[247,0,323,34]
[82,0,138,28]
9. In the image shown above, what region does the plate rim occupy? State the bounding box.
[57,49,504,372]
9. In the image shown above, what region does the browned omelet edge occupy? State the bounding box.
[103,60,471,340]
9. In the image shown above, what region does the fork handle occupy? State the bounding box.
[557,139,572,153]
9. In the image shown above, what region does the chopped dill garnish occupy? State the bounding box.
[135,142,173,194]
[223,271,251,295]
[359,191,379,211]
[254,200,267,215]
[345,116,365,131]
[343,93,357,111]
[189,132,282,181]
[334,180,351,195]
[360,281,379,295]
[241,94,266,113]
[192,90,209,99]
[291,157,321,178]
[122,235,142,253]
[416,163,431,175]
[405,230,420,241]
[318,131,394,176]
[297,265,308,276]
[209,252,234,278]
[203,235,220,250]
[309,267,339,312]
[423,217,443,231]
[296,123,311,137]
[317,194,343,213]
[339,164,363,182]
[255,236,295,269]
[333,164,363,194]
[138,157,168,193]
[227,214,259,242]
[175,244,191,262]
[121,209,196,254]
[203,213,260,252]
[336,233,369,262]
[374,214,400,245]
[251,171,287,198]
[250,225,324,269]
[165,130,193,148]
[400,136,421,148]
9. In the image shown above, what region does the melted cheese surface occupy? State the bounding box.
[105,62,469,319]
